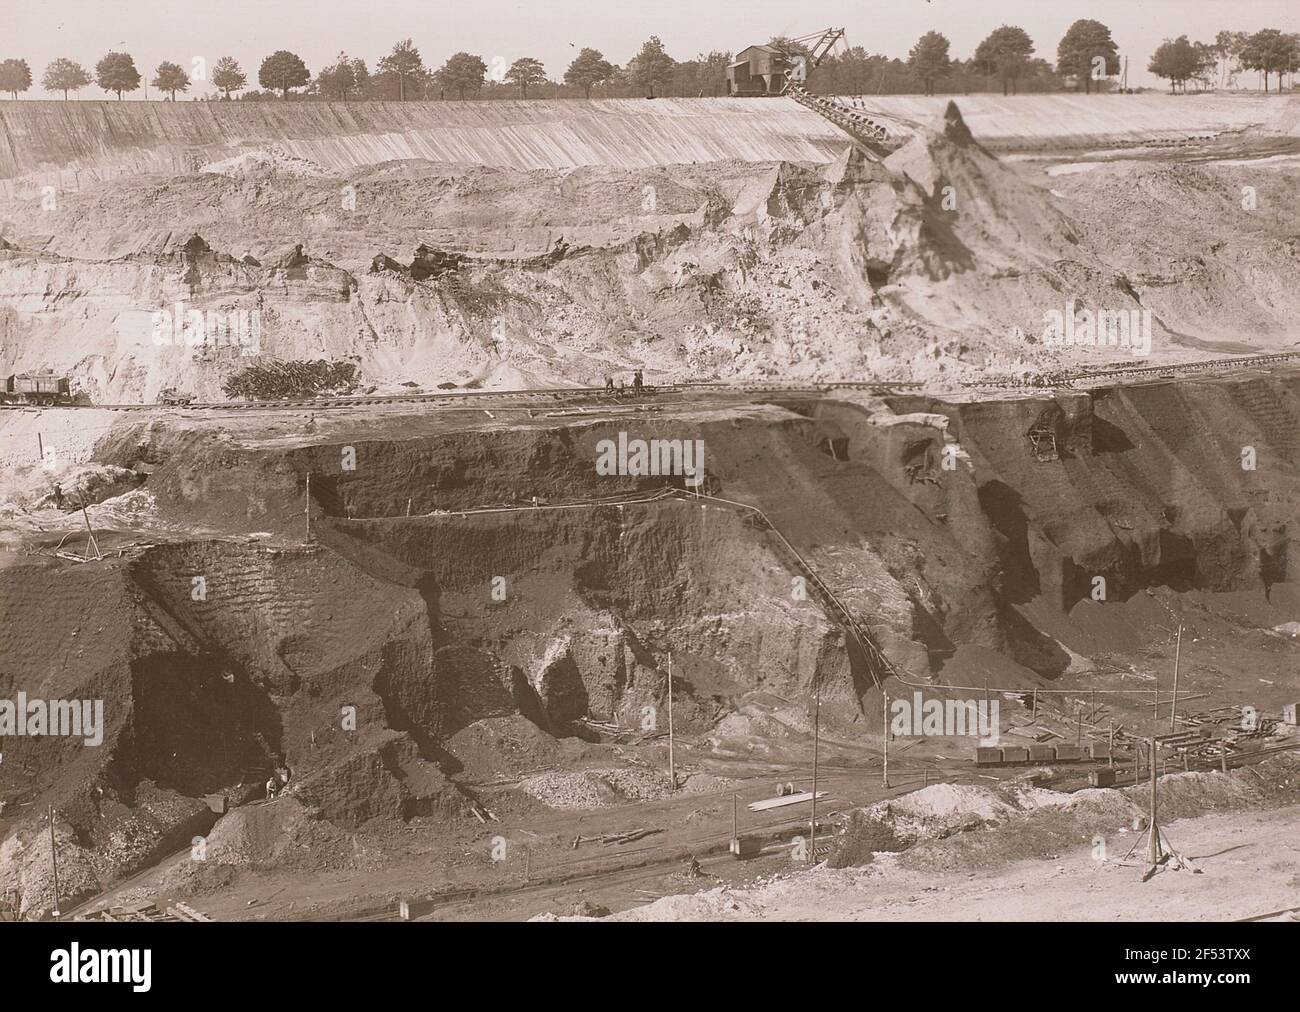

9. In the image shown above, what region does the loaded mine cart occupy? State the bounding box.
[156,387,194,406]
[3,371,71,406]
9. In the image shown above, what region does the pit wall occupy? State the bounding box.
[849,93,1300,149]
[0,540,468,915]
[0,98,848,195]
[5,95,1297,196]
[115,375,1297,688]
[901,374,1298,612]
[322,498,857,735]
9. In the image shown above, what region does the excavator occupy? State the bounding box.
[769,27,903,154]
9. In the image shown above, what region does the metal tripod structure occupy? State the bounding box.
[1122,737,1197,880]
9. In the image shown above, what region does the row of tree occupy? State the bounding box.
[0,39,682,102]
[1,23,1297,102]
[1148,30,1300,93]
[903,22,1299,96]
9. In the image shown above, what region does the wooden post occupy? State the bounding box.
[37,432,44,463]
[1031,687,1038,722]
[1147,738,1160,870]
[1169,624,1182,733]
[1076,706,1082,748]
[666,652,674,792]
[882,692,890,788]
[48,805,60,920]
[810,687,820,862]
[81,506,102,561]
[305,473,313,543]
[1108,720,1115,769]
[732,792,738,847]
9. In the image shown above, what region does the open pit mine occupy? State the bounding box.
[2,69,1300,928]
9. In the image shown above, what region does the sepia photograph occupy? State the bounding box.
[0,0,1296,988]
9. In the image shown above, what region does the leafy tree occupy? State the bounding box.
[1239,28,1300,92]
[438,52,487,99]
[377,38,425,100]
[505,57,546,98]
[907,31,951,96]
[42,58,91,99]
[258,50,310,98]
[1148,36,1201,93]
[152,61,191,100]
[1191,41,1219,91]
[318,52,367,100]
[973,26,1035,95]
[564,47,614,97]
[629,36,675,97]
[212,56,247,99]
[688,50,732,96]
[95,51,141,100]
[766,35,812,60]
[0,58,33,99]
[1056,19,1120,93]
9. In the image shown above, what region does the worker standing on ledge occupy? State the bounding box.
[633,369,643,394]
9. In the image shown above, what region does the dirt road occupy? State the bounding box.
[602,804,1300,921]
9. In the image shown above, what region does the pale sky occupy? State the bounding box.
[3,0,1297,98]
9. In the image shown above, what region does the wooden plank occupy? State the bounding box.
[747,790,827,812]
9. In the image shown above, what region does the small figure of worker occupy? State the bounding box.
[633,369,644,394]
[265,775,278,801]
[604,375,614,393]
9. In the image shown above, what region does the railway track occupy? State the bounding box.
[976,349,1300,389]
[5,348,1297,415]
[0,380,917,413]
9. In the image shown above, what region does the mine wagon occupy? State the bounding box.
[974,741,1111,766]
[3,372,72,406]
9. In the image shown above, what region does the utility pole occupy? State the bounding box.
[1108,719,1115,769]
[305,473,313,543]
[810,686,820,862]
[666,652,674,792]
[48,805,60,921]
[37,432,44,463]
[1147,737,1160,872]
[1169,624,1182,733]
[882,691,890,788]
